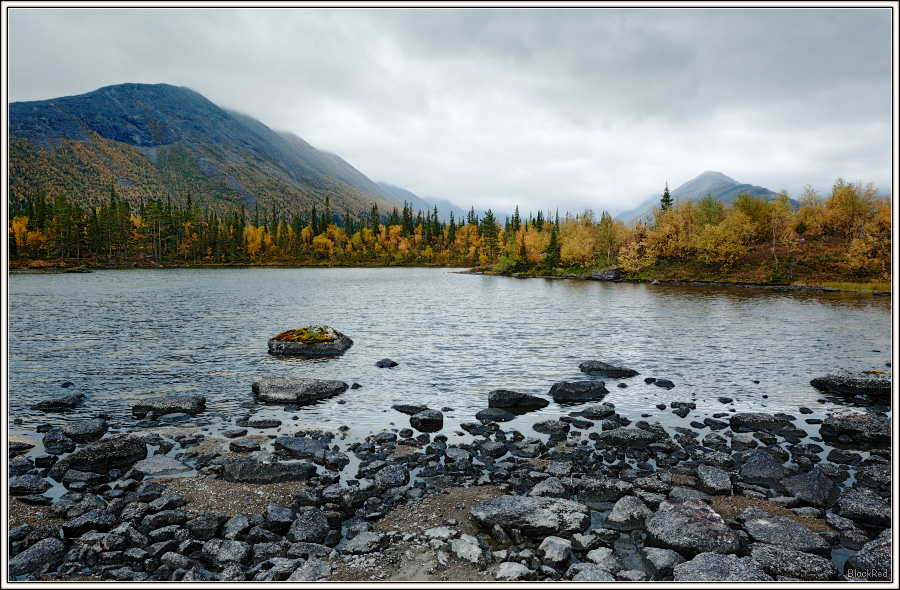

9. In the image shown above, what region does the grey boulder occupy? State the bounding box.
[252,377,348,405]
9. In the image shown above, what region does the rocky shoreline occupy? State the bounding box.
[7,367,893,582]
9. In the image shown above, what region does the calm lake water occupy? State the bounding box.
[6,267,892,447]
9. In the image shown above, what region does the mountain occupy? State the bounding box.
[616,171,786,223]
[8,83,400,217]
[377,182,511,225]
[377,182,434,217]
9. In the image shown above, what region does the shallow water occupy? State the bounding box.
[7,267,891,445]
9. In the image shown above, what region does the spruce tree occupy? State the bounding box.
[660,182,672,212]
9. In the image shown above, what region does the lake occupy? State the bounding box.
[7,267,892,447]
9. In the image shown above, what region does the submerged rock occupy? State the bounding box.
[31,392,86,412]
[810,371,890,399]
[132,395,206,418]
[391,404,430,416]
[578,361,639,378]
[252,377,349,405]
[476,408,516,422]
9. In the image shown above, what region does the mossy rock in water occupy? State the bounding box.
[268,325,353,356]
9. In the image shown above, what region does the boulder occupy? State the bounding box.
[202,539,251,566]
[640,547,686,580]
[391,404,429,415]
[60,418,109,443]
[819,409,890,446]
[287,509,330,544]
[131,455,192,478]
[749,544,838,581]
[577,403,616,420]
[528,477,569,498]
[287,557,332,581]
[222,458,316,484]
[410,409,443,432]
[252,377,348,405]
[696,464,732,496]
[673,552,772,581]
[782,467,839,508]
[810,371,890,399]
[605,495,652,531]
[65,434,147,472]
[578,361,638,378]
[31,392,86,411]
[590,268,622,281]
[532,420,570,436]
[843,535,891,581]
[487,390,550,411]
[132,395,206,418]
[593,428,661,449]
[274,437,329,460]
[578,476,633,507]
[645,498,741,557]
[375,358,398,368]
[739,449,789,491]
[9,475,52,496]
[549,381,609,403]
[267,328,353,356]
[470,495,590,538]
[8,538,66,577]
[342,531,387,554]
[742,515,831,556]
[496,562,536,581]
[834,488,891,530]
[538,536,573,568]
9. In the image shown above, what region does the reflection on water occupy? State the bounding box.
[7,269,892,443]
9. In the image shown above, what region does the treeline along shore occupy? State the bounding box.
[7,177,891,289]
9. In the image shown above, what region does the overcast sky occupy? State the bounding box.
[7,7,894,215]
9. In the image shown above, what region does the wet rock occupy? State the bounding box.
[288,508,330,544]
[61,418,109,443]
[274,436,328,460]
[548,381,609,403]
[230,439,261,453]
[533,420,570,436]
[593,428,661,450]
[578,361,638,378]
[9,475,51,496]
[267,330,353,356]
[696,464,732,496]
[32,392,86,411]
[819,409,890,446]
[374,358,399,368]
[487,390,550,412]
[222,458,316,484]
[252,377,348,405]
[43,429,76,455]
[645,498,741,557]
[605,495,651,531]
[529,477,569,498]
[843,535,891,581]
[834,488,891,530]
[410,409,443,432]
[8,537,66,577]
[673,552,772,581]
[132,395,206,418]
[223,428,248,439]
[810,371,890,399]
[749,543,838,580]
[640,547,686,580]
[374,464,410,489]
[578,476,632,507]
[476,408,516,422]
[654,379,675,389]
[730,413,791,432]
[131,455,192,478]
[235,418,282,429]
[65,434,148,472]
[342,531,387,554]
[743,515,830,555]
[287,557,332,581]
[782,467,839,508]
[578,403,616,420]
[470,495,590,538]
[739,449,789,491]
[730,435,759,452]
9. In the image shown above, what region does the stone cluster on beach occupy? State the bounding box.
[8,362,892,582]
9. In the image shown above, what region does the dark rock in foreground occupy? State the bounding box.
[8,537,66,577]
[810,370,891,399]
[222,458,317,484]
[64,434,148,472]
[673,552,773,581]
[645,498,741,557]
[9,475,52,496]
[578,361,638,378]
[488,390,550,411]
[749,544,838,581]
[252,377,348,405]
[267,330,353,356]
[729,412,792,432]
[132,395,206,418]
[844,535,892,581]
[31,392,86,412]
[470,495,590,538]
[549,381,609,403]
